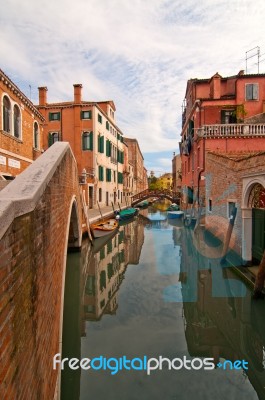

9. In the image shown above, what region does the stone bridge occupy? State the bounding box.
[131,188,181,206]
[0,142,83,400]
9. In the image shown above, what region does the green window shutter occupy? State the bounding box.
[106,168,111,182]
[117,133,120,141]
[106,140,111,156]
[49,113,52,121]
[98,166,104,181]
[90,132,93,150]
[98,135,101,152]
[100,136,104,153]
[121,151,124,164]
[48,133,53,147]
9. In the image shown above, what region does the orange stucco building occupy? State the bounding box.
[180,70,265,205]
[36,85,126,207]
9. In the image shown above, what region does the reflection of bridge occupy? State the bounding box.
[131,189,181,206]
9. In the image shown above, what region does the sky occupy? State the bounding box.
[1,0,265,176]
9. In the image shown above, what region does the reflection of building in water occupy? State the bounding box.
[180,227,265,400]
[82,218,144,327]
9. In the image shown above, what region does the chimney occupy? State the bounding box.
[38,87,48,106]
[238,70,244,76]
[73,84,82,104]
[210,73,221,99]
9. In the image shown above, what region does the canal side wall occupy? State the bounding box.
[204,151,265,258]
[0,142,82,400]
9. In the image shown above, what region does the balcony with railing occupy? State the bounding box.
[197,123,265,138]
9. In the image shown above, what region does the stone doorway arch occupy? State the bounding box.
[242,173,265,263]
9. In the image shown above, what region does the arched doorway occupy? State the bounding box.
[249,184,265,263]
[242,175,265,264]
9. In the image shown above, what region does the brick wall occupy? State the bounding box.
[0,143,82,399]
[204,151,265,255]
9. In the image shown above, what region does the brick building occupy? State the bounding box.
[123,137,148,193]
[36,85,125,207]
[0,69,44,181]
[180,70,265,206]
[203,151,265,264]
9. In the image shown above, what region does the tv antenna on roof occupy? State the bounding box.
[246,46,260,74]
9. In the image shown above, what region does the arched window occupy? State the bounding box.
[13,104,21,138]
[3,96,11,133]
[248,183,265,208]
[34,122,39,149]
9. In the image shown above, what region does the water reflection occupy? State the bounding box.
[82,217,145,324]
[61,209,265,400]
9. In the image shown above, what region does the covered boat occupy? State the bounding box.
[115,207,138,221]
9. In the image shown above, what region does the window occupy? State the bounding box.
[99,188,102,202]
[118,172,123,184]
[13,104,21,138]
[98,113,102,124]
[221,110,236,124]
[106,121,109,130]
[106,168,112,182]
[245,83,259,100]
[117,150,124,164]
[98,165,104,181]
[49,112,60,121]
[33,122,39,149]
[106,139,111,157]
[81,110,92,119]
[98,135,104,153]
[228,201,236,219]
[48,132,60,146]
[82,131,93,150]
[208,199,212,212]
[3,96,11,133]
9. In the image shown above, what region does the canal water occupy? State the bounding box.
[61,206,265,400]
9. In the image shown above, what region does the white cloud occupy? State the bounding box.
[1,0,265,173]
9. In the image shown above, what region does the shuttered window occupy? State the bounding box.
[82,132,93,150]
[81,110,92,119]
[245,83,259,100]
[98,135,104,153]
[106,168,112,182]
[98,165,104,181]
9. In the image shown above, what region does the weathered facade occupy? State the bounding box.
[37,85,125,207]
[203,151,265,263]
[0,69,45,180]
[180,70,265,206]
[124,137,148,193]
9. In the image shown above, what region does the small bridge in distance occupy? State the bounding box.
[131,188,181,206]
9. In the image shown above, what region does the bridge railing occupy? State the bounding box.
[131,188,181,203]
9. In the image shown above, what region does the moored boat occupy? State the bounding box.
[167,203,179,211]
[167,211,184,219]
[90,218,119,239]
[136,200,149,209]
[115,207,138,221]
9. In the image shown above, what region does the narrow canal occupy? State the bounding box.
[61,205,265,400]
